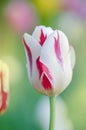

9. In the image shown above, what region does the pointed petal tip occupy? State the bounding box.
[22,33,28,41]
[22,33,31,47]
[41,72,52,90]
[23,33,28,37]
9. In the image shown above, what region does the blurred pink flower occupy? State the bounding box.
[5,1,38,34]
[63,0,86,20]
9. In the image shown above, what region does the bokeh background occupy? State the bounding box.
[0,0,86,130]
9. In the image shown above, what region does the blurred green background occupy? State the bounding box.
[0,0,86,130]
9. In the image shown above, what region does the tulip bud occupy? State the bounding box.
[22,25,75,96]
[0,61,9,114]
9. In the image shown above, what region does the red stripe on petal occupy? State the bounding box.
[0,72,8,114]
[23,37,32,77]
[39,29,47,46]
[0,92,8,114]
[36,57,52,90]
[41,73,52,90]
[54,33,62,64]
[36,56,52,80]
[36,56,42,78]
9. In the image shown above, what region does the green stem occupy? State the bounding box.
[49,96,56,130]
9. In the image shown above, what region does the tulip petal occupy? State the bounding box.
[40,30,72,94]
[0,61,9,114]
[41,73,52,90]
[32,25,53,46]
[23,33,41,79]
[57,30,70,59]
[54,32,63,65]
[23,37,32,77]
[0,90,8,114]
[36,56,53,90]
[69,45,76,69]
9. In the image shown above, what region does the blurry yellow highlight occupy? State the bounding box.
[34,0,62,16]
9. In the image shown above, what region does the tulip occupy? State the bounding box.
[22,25,75,96]
[22,25,75,130]
[0,61,9,114]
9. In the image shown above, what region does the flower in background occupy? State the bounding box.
[5,1,38,34]
[35,96,74,130]
[0,61,9,114]
[63,0,86,20]
[2,56,23,84]
[23,25,75,96]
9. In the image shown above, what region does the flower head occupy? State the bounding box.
[0,61,9,114]
[22,25,75,96]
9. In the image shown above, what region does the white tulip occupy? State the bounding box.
[23,25,75,96]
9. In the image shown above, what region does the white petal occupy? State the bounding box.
[23,33,41,59]
[40,30,72,95]
[63,45,76,88]
[55,30,73,89]
[40,30,65,95]
[23,33,47,94]
[58,30,70,58]
[57,31,73,88]
[69,46,76,69]
[32,25,54,44]
[62,54,72,88]
[23,33,41,80]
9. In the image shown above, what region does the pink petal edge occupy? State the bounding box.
[23,37,33,77]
